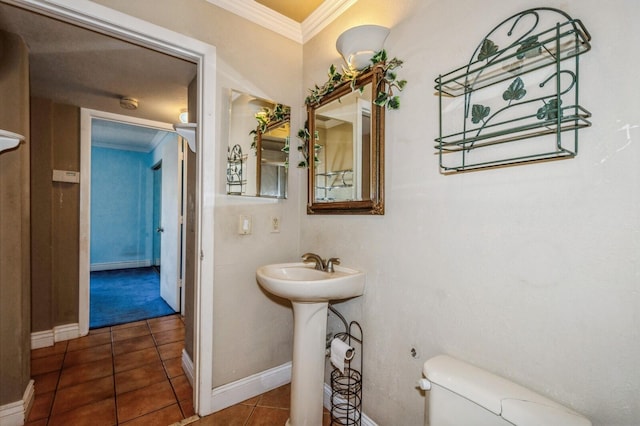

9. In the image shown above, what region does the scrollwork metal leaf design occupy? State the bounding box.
[478,39,499,61]
[536,98,562,120]
[502,77,527,103]
[516,36,541,59]
[471,104,491,124]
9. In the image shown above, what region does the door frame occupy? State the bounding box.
[81,110,182,311]
[9,0,217,415]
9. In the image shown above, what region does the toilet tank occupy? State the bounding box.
[422,355,591,426]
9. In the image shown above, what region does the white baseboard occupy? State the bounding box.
[182,349,194,387]
[323,382,377,426]
[30,330,54,350]
[31,323,81,350]
[210,362,292,413]
[90,260,151,271]
[0,379,34,426]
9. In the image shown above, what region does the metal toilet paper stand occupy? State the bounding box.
[328,305,363,425]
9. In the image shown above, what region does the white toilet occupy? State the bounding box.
[422,355,591,426]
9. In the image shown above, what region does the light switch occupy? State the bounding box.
[270,216,281,233]
[238,215,252,235]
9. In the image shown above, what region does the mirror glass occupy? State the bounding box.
[308,67,384,214]
[227,90,290,198]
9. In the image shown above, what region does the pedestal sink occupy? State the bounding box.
[256,262,365,426]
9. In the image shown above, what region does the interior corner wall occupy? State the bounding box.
[0,29,31,407]
[31,98,80,332]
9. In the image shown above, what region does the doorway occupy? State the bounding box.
[15,0,217,415]
[88,115,182,328]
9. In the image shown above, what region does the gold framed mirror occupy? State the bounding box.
[306,65,385,214]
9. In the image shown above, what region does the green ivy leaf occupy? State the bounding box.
[471,104,490,124]
[478,39,499,61]
[371,49,388,64]
[374,91,389,106]
[536,99,563,120]
[387,96,401,110]
[502,77,526,102]
[516,36,541,59]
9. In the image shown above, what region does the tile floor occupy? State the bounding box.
[26,314,330,425]
[27,314,193,425]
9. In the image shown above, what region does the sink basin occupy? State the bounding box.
[256,262,365,302]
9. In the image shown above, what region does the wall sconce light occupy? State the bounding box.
[336,25,390,70]
[179,109,189,123]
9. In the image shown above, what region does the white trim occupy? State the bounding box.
[323,382,377,426]
[90,260,152,272]
[205,0,301,43]
[210,362,292,413]
[54,323,80,342]
[204,0,358,43]
[9,0,217,416]
[182,349,195,387]
[79,108,177,337]
[301,0,359,43]
[0,380,34,426]
[30,330,54,350]
[31,323,81,349]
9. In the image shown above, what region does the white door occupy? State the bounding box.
[159,135,182,311]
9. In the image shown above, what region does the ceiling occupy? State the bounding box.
[255,0,325,23]
[0,1,345,151]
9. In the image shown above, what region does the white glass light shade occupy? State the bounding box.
[336,25,390,70]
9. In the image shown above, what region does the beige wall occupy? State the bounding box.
[0,30,31,406]
[303,1,640,425]
[93,0,304,388]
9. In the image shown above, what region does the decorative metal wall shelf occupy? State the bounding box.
[226,144,247,195]
[435,8,592,173]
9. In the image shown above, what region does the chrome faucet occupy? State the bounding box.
[302,252,325,271]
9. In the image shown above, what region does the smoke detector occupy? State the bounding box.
[119,97,139,110]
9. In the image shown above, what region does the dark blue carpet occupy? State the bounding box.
[90,267,175,329]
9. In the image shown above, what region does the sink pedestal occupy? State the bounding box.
[286,301,329,426]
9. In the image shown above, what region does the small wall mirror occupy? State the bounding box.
[307,66,384,214]
[227,90,290,198]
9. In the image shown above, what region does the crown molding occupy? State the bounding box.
[302,0,358,43]
[205,0,357,44]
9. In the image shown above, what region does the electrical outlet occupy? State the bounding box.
[270,216,281,233]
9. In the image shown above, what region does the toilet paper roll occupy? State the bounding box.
[330,338,355,374]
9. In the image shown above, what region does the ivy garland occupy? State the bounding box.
[297,49,407,168]
[249,103,291,153]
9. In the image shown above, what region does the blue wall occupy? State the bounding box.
[91,146,154,269]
